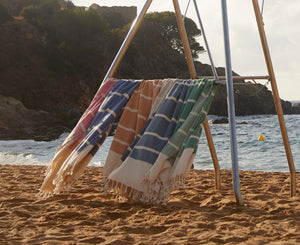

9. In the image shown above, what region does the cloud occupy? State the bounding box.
[262,1,300,100]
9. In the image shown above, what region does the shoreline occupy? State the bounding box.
[1,165,300,244]
[0,163,295,173]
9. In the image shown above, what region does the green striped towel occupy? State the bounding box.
[146,79,216,203]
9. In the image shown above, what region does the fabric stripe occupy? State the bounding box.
[117,124,136,133]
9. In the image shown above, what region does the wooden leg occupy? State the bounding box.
[253,0,296,196]
[203,119,221,190]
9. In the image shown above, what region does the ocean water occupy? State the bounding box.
[0,114,299,172]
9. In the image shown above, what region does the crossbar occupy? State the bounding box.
[215,81,262,85]
[199,75,270,80]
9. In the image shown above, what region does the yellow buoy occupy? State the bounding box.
[258,134,265,141]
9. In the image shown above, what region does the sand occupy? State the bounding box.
[0,165,300,244]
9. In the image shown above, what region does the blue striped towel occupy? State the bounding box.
[104,80,193,201]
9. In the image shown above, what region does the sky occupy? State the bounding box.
[71,0,300,101]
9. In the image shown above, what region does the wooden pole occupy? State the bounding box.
[102,0,153,82]
[172,0,220,190]
[203,122,221,190]
[252,0,296,196]
[172,0,197,77]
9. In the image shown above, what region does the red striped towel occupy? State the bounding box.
[39,78,118,196]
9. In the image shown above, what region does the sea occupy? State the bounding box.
[0,114,300,173]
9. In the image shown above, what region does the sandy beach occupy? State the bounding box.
[0,165,300,244]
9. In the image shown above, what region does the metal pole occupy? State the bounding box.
[172,0,221,190]
[193,0,219,80]
[252,0,296,196]
[101,0,153,84]
[221,0,244,205]
[182,0,191,21]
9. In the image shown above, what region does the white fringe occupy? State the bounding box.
[102,171,189,205]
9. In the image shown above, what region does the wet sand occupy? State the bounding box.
[1,165,300,244]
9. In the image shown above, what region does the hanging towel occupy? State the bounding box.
[104,79,216,204]
[103,78,178,177]
[145,79,217,203]
[103,80,192,202]
[39,78,118,196]
[39,79,140,196]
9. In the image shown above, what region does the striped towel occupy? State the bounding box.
[104,78,178,177]
[104,79,216,204]
[145,79,217,203]
[39,79,140,196]
[120,79,179,163]
[39,78,118,196]
[103,79,164,177]
[103,80,192,202]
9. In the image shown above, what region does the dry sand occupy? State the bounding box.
[0,165,300,244]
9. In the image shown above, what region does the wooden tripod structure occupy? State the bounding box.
[101,0,296,205]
